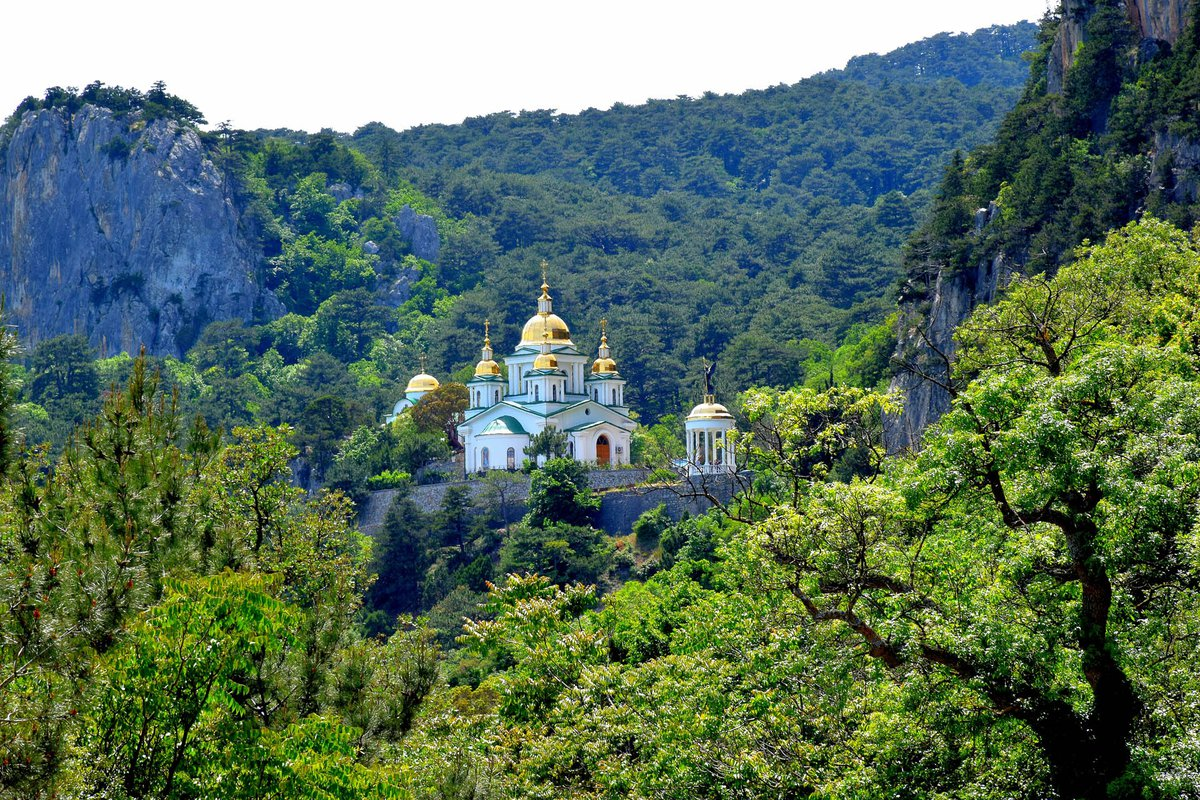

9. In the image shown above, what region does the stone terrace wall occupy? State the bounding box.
[356,467,726,538]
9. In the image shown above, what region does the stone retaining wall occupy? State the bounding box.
[357,468,731,537]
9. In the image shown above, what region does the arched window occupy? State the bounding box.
[593,388,598,401]
[552,385,558,402]
[495,390,500,404]
[534,385,540,401]
[612,388,617,405]
[506,447,516,470]
[569,440,575,457]
[481,447,490,469]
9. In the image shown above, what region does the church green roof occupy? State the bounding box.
[480,416,527,435]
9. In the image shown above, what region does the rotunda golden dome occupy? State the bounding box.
[591,357,617,374]
[533,350,559,370]
[687,399,733,421]
[475,359,501,377]
[405,372,440,393]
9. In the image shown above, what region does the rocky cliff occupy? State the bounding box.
[886,0,1195,452]
[1048,0,1191,93]
[0,105,269,356]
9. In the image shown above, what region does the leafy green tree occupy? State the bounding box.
[463,575,603,722]
[524,457,599,528]
[749,219,1200,798]
[306,289,392,362]
[499,521,613,585]
[26,333,100,436]
[410,382,469,451]
[522,425,569,464]
[631,503,670,550]
[366,488,433,619]
[81,572,295,799]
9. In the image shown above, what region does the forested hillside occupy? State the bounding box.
[352,23,1037,419]
[889,0,1200,446]
[5,8,1200,799]
[3,23,1036,489]
[4,217,1199,799]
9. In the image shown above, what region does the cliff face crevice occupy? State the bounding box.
[885,244,1012,452]
[0,105,268,356]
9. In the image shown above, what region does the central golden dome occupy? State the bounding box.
[687,399,733,421]
[521,313,572,347]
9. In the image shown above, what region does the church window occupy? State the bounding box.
[481,447,490,469]
[612,388,617,405]
[534,385,540,401]
[552,385,558,402]
[495,390,500,403]
[507,447,516,469]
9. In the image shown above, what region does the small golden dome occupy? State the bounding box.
[521,313,572,346]
[687,399,733,421]
[405,372,440,393]
[591,319,616,373]
[475,319,500,376]
[533,351,559,370]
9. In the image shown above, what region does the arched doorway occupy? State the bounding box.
[596,434,610,466]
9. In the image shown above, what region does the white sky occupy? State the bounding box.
[2,1,1052,134]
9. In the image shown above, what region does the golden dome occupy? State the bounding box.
[521,312,572,346]
[520,267,573,346]
[687,398,733,421]
[533,351,559,370]
[475,320,501,376]
[591,319,616,373]
[406,372,440,393]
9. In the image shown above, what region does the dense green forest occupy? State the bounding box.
[3,216,1199,798]
[3,23,1036,501]
[10,9,1200,798]
[903,1,1200,293]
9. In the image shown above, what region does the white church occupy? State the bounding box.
[393,268,637,474]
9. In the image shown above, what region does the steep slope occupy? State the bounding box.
[887,0,1197,450]
[0,104,271,356]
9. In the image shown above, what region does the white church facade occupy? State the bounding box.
[395,268,635,474]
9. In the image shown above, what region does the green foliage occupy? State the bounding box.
[81,571,296,798]
[524,456,599,528]
[522,424,570,463]
[631,503,670,550]
[498,521,614,586]
[271,233,378,315]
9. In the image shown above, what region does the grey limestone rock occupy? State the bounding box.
[0,105,268,356]
[395,204,440,264]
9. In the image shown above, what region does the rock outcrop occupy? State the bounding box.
[395,205,439,264]
[1048,0,1192,93]
[885,216,1012,452]
[0,105,268,356]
